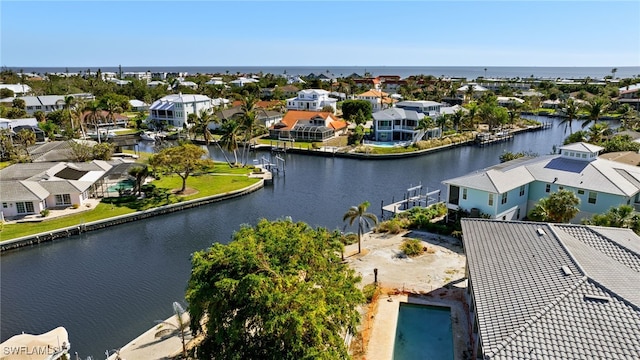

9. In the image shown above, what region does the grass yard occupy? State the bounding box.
[1,171,260,241]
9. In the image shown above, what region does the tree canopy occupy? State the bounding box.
[148,143,210,193]
[341,100,372,124]
[187,219,364,360]
[528,189,580,223]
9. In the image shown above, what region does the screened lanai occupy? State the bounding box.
[290,124,334,141]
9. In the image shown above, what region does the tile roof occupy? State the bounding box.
[0,181,48,202]
[275,110,336,131]
[461,219,640,359]
[560,142,603,153]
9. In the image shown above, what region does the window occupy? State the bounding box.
[545,184,551,193]
[462,188,467,200]
[559,186,564,190]
[588,192,597,204]
[15,202,33,214]
[2,202,6,208]
[519,185,525,196]
[582,153,587,159]
[55,194,72,206]
[488,194,494,206]
[501,193,508,204]
[578,189,585,195]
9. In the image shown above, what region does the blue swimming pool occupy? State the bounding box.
[392,303,454,360]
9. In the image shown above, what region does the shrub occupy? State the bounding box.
[362,283,378,303]
[40,209,50,217]
[71,204,80,209]
[400,239,425,257]
[341,232,358,245]
[376,218,409,234]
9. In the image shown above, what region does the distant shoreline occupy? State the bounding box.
[5,65,639,80]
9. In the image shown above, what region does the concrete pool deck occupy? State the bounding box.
[344,230,471,359]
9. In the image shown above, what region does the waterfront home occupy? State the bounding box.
[0,160,115,218]
[355,89,394,112]
[286,89,337,113]
[443,143,640,222]
[269,110,346,141]
[229,77,259,87]
[0,117,38,130]
[28,139,98,163]
[211,106,283,130]
[461,218,640,359]
[371,107,440,143]
[395,100,442,116]
[147,93,215,129]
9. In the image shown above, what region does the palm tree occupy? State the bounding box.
[414,116,436,142]
[465,102,479,131]
[128,165,149,196]
[343,201,378,254]
[238,94,259,166]
[219,119,242,166]
[84,100,105,143]
[155,302,189,359]
[611,68,618,79]
[104,99,123,127]
[71,99,86,138]
[559,98,579,134]
[587,122,610,143]
[464,84,475,104]
[450,108,465,132]
[582,97,610,128]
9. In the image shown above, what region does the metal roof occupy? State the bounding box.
[462,219,640,359]
[444,152,640,196]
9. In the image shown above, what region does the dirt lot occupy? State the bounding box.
[344,230,471,360]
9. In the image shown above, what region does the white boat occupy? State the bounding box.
[139,131,156,141]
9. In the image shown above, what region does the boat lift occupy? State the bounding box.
[380,183,441,218]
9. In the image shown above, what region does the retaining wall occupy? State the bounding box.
[0,180,264,252]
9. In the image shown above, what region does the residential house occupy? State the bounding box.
[4,94,94,115]
[0,84,32,95]
[269,110,347,141]
[395,100,442,116]
[456,84,489,101]
[372,107,440,143]
[178,80,198,90]
[618,83,640,110]
[109,79,131,86]
[286,89,337,113]
[122,71,152,82]
[0,160,114,218]
[129,99,149,112]
[355,90,394,112]
[205,77,224,86]
[27,140,98,163]
[496,96,525,107]
[211,106,283,130]
[147,93,215,129]
[443,142,640,222]
[0,117,38,130]
[229,77,259,87]
[461,218,640,359]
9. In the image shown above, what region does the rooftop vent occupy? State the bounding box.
[561,266,573,276]
[584,294,610,303]
[536,228,546,236]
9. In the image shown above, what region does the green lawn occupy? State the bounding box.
[1,171,260,241]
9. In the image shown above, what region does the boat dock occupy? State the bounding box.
[380,184,441,218]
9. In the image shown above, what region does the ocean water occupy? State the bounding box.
[7,66,640,80]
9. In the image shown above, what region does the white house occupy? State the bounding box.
[229,77,259,87]
[0,117,38,130]
[0,160,113,218]
[286,89,337,112]
[147,94,215,129]
[0,83,32,95]
[496,96,525,107]
[372,107,440,143]
[129,99,149,112]
[395,100,442,117]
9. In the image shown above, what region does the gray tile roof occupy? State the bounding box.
[0,181,48,202]
[462,219,640,359]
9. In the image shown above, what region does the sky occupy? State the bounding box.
[1,1,639,68]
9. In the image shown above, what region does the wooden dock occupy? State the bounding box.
[380,185,441,218]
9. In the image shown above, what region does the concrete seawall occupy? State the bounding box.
[0,180,264,253]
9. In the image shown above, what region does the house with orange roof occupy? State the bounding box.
[269,110,347,142]
[286,89,337,113]
[355,89,395,112]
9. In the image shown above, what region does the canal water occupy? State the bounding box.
[1,117,576,357]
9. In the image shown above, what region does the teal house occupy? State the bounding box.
[443,143,640,223]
